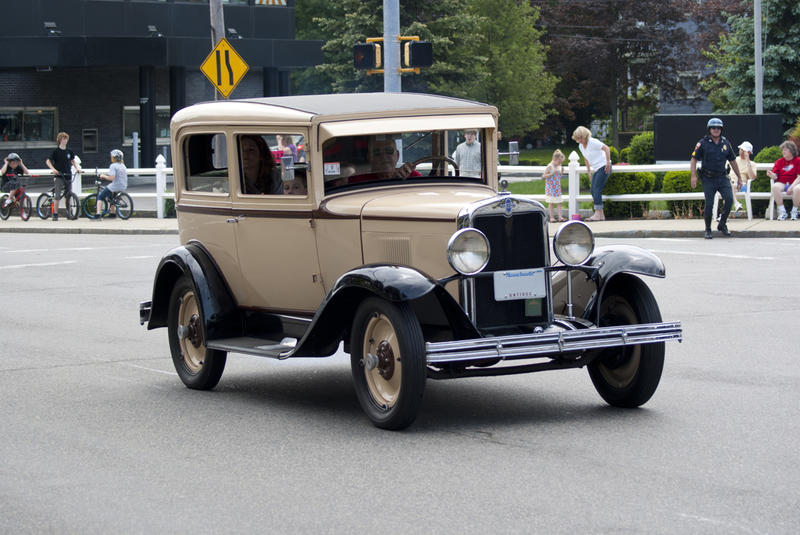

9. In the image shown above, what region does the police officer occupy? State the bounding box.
[691,118,741,239]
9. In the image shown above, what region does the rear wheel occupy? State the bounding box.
[167,277,227,390]
[19,194,32,221]
[588,276,665,408]
[115,192,133,219]
[36,193,52,219]
[350,297,426,430]
[65,192,80,220]
[0,195,10,220]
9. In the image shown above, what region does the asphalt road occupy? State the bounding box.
[1,234,798,534]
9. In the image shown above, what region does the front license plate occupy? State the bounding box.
[493,268,546,301]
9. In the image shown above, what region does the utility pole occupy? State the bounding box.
[383,0,401,93]
[754,0,763,114]
[209,0,225,101]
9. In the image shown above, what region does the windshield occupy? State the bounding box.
[322,128,486,192]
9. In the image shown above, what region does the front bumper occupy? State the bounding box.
[425,321,682,364]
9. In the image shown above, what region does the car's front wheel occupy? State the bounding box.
[588,276,665,408]
[350,297,426,430]
[167,277,227,390]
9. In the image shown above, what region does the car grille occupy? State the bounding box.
[465,198,550,332]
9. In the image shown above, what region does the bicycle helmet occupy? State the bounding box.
[110,149,124,162]
[707,118,724,130]
[6,152,20,161]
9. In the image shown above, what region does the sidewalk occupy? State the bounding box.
[1,214,799,238]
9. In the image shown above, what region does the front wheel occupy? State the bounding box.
[19,194,32,221]
[0,195,10,220]
[82,194,107,219]
[115,192,133,219]
[167,277,227,390]
[588,276,665,408]
[36,193,52,219]
[350,297,426,430]
[65,192,80,220]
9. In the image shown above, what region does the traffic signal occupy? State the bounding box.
[354,43,381,69]
[403,41,433,68]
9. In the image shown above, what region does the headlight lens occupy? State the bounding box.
[447,228,490,275]
[553,221,595,266]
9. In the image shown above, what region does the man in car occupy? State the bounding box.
[369,136,419,180]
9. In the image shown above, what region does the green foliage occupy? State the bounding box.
[628,132,654,164]
[701,1,800,130]
[608,146,619,164]
[620,147,631,163]
[754,145,782,163]
[602,172,655,219]
[164,198,176,218]
[662,171,703,218]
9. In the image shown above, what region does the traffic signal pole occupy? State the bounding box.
[383,0,401,93]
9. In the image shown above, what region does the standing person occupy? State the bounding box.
[690,118,741,239]
[543,149,566,222]
[572,126,611,221]
[45,132,82,221]
[1,153,29,207]
[767,140,800,220]
[93,149,128,219]
[728,141,757,215]
[277,134,298,163]
[451,129,482,178]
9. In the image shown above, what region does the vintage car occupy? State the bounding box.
[139,93,682,429]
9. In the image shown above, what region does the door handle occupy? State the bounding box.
[226,215,246,223]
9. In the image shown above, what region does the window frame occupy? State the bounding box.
[122,105,171,147]
[0,106,58,149]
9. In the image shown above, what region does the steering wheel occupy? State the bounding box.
[410,156,459,177]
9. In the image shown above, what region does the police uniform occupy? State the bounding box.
[692,134,735,230]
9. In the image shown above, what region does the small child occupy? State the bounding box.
[543,149,565,222]
[282,169,308,195]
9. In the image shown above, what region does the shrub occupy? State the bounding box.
[662,171,703,218]
[619,147,630,163]
[165,197,176,218]
[608,146,620,164]
[602,172,656,219]
[628,132,654,164]
[754,145,782,163]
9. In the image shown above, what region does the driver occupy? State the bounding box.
[368,135,420,180]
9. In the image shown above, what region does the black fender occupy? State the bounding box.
[290,265,478,358]
[145,243,241,341]
[582,245,665,324]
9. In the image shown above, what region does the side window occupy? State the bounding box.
[238,133,306,196]
[184,133,229,193]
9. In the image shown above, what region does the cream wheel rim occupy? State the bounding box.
[362,313,402,408]
[598,296,640,388]
[177,290,204,373]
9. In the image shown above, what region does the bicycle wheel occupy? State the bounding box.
[65,192,80,220]
[36,193,52,220]
[115,192,134,220]
[19,194,32,221]
[82,194,107,219]
[0,195,10,220]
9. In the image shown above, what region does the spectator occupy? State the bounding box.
[283,169,308,195]
[240,135,281,194]
[543,149,566,222]
[451,129,482,178]
[277,134,298,163]
[690,118,741,239]
[93,149,128,219]
[767,140,800,220]
[728,141,757,215]
[45,132,82,221]
[1,153,28,207]
[572,126,611,221]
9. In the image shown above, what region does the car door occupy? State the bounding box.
[230,131,325,314]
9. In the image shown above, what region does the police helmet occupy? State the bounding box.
[6,152,20,161]
[110,149,124,162]
[707,118,724,130]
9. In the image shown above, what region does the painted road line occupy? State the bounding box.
[648,249,775,261]
[0,260,77,270]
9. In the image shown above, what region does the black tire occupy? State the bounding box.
[36,193,52,219]
[65,192,80,220]
[350,297,426,430]
[82,194,107,219]
[588,276,665,408]
[19,194,32,221]
[115,192,133,220]
[0,195,10,220]
[167,277,227,390]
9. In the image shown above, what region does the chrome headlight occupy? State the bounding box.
[447,228,490,275]
[553,221,594,266]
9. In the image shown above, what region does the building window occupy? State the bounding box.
[122,105,171,146]
[83,129,99,153]
[0,107,56,143]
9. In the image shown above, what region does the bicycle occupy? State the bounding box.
[37,174,80,220]
[82,179,134,220]
[0,183,32,221]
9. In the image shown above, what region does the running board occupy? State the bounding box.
[206,336,296,358]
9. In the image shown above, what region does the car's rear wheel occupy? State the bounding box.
[167,277,227,390]
[350,297,426,430]
[588,276,665,408]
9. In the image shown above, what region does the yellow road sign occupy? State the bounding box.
[200,38,249,98]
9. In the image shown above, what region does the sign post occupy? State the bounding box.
[200,37,249,98]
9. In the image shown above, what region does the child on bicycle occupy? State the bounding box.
[45,132,81,221]
[1,153,28,207]
[94,149,128,219]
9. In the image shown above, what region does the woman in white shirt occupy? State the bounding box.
[572,126,612,221]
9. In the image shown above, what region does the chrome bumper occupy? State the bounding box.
[426,321,682,364]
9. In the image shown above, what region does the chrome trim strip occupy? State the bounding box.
[425,321,682,364]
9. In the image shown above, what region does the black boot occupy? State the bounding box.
[717,223,732,236]
[704,228,713,239]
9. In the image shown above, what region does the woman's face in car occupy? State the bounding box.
[241,137,264,180]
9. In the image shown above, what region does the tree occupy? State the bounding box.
[701,1,800,130]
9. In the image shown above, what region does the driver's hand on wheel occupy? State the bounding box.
[393,162,416,179]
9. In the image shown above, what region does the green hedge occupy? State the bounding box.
[608,146,620,164]
[628,132,654,164]
[580,171,655,218]
[662,171,703,218]
[620,147,631,163]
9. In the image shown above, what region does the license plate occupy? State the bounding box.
[493,268,546,301]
